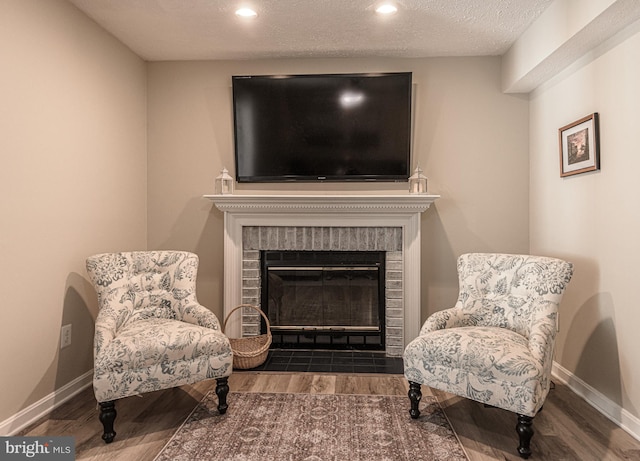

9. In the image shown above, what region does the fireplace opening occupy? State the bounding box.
[261,250,385,350]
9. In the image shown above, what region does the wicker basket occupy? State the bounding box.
[223,304,272,370]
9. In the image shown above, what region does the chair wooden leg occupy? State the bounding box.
[99,401,117,444]
[408,381,422,419]
[516,414,534,459]
[216,377,229,414]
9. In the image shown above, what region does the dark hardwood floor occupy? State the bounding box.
[18,372,640,460]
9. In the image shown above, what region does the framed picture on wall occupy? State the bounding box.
[559,113,600,177]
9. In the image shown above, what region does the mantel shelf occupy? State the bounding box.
[204,194,440,214]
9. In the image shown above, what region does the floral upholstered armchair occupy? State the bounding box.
[86,251,233,443]
[404,253,573,459]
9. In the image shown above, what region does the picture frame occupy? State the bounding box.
[559,113,600,177]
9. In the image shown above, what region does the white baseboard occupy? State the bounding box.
[552,361,640,442]
[0,370,93,436]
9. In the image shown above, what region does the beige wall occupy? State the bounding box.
[0,0,147,426]
[530,21,640,420]
[146,57,530,323]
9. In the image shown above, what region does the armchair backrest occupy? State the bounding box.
[86,251,199,329]
[455,253,573,338]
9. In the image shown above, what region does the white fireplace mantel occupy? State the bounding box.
[205,193,439,349]
[206,194,439,214]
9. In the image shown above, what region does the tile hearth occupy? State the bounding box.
[239,350,404,374]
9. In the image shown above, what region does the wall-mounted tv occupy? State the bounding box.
[232,72,412,182]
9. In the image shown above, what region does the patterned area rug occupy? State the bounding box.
[155,391,468,461]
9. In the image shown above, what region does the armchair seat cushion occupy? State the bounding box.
[98,318,231,372]
[404,326,544,416]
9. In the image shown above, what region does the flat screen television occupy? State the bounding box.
[232,72,412,182]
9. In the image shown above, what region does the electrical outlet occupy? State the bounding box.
[60,324,72,349]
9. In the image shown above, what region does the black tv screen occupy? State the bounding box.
[232,72,412,182]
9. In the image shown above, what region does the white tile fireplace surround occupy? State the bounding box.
[206,194,439,357]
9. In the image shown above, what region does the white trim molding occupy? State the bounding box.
[0,370,93,436]
[553,361,640,442]
[205,194,439,349]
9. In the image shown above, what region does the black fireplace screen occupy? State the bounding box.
[261,251,385,349]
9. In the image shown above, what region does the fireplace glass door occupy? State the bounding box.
[261,251,385,349]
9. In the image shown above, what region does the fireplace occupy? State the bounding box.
[240,226,404,355]
[206,193,439,357]
[261,250,385,350]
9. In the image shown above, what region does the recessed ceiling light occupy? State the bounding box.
[376,3,398,15]
[235,7,257,18]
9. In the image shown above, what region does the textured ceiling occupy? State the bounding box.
[67,0,554,61]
